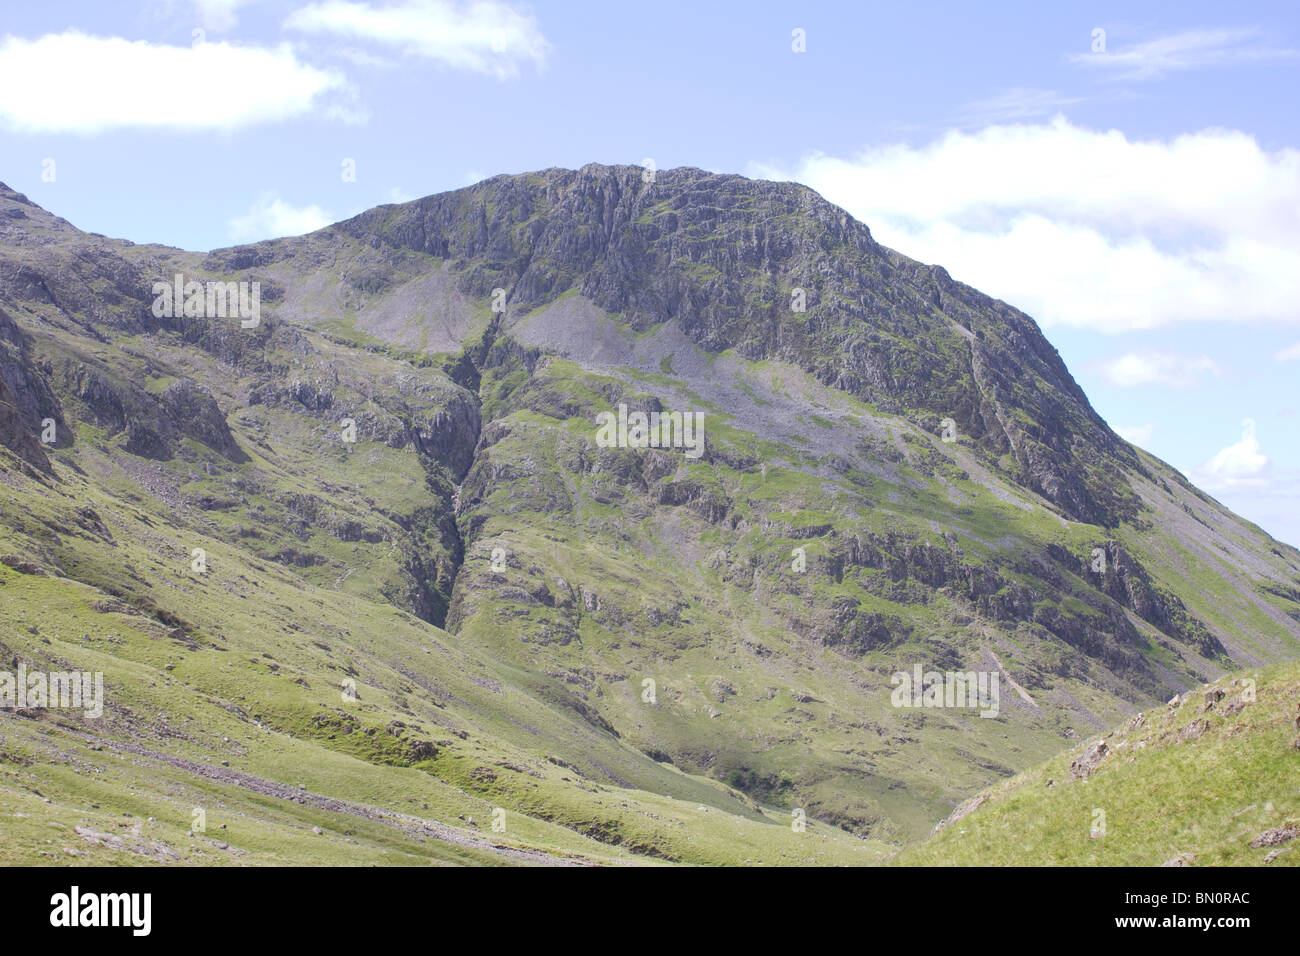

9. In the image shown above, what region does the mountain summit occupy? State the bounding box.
[1,166,1298,851]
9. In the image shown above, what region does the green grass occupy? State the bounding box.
[897,661,1300,866]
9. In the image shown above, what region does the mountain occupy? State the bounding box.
[1,165,1298,863]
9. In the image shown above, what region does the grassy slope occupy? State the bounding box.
[896,660,1300,866]
[0,438,885,866]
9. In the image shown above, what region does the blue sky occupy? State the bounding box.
[1,0,1297,545]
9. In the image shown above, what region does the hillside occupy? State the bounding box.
[898,660,1300,866]
[2,165,1299,861]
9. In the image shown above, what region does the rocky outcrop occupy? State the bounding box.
[1049,541,1225,660]
[60,359,245,463]
[0,307,62,472]
[1069,739,1109,779]
[158,380,248,462]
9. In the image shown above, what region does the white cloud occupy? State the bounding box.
[1095,352,1222,388]
[228,193,332,242]
[1276,342,1300,361]
[1069,28,1296,80]
[194,0,256,31]
[1193,418,1270,489]
[1114,423,1155,447]
[0,32,350,134]
[285,0,549,80]
[751,117,1300,332]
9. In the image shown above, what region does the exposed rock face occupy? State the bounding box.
[0,306,60,472]
[58,358,246,463]
[322,166,1140,526]
[1051,540,1224,659]
[159,380,248,462]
